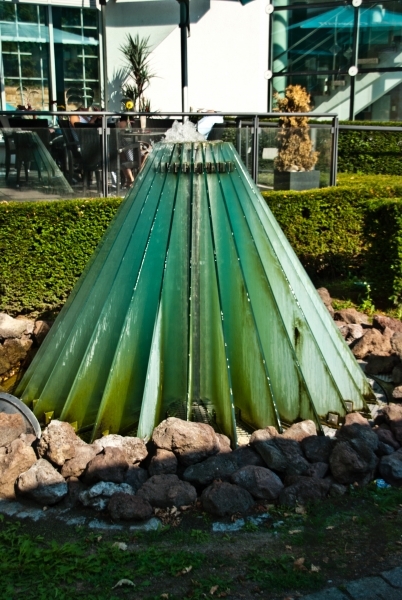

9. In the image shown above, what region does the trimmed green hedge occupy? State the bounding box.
[338,120,402,175]
[2,175,402,315]
[262,175,402,306]
[0,198,122,315]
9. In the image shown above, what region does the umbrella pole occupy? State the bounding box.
[178,0,189,115]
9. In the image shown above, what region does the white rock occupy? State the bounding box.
[0,313,34,339]
[79,481,135,511]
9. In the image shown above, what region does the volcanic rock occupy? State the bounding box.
[279,476,331,507]
[329,440,378,485]
[379,450,402,486]
[352,328,392,359]
[0,313,34,339]
[374,426,400,450]
[392,386,402,401]
[33,320,52,345]
[137,474,197,508]
[79,481,134,511]
[365,354,399,375]
[336,423,378,451]
[344,413,371,427]
[231,445,265,468]
[392,364,402,385]
[282,420,317,442]
[317,287,334,317]
[253,439,288,472]
[151,418,220,466]
[373,315,402,334]
[148,449,178,476]
[0,337,33,376]
[301,435,333,463]
[230,465,284,500]
[201,481,254,516]
[82,447,128,485]
[183,454,238,487]
[60,444,98,478]
[376,442,395,457]
[124,466,149,491]
[249,426,279,445]
[93,434,147,465]
[0,413,27,448]
[37,420,81,467]
[391,333,402,360]
[216,433,232,454]
[108,493,153,521]
[334,308,369,325]
[16,459,68,505]
[307,461,329,478]
[376,404,402,444]
[274,438,311,476]
[347,324,364,341]
[0,437,37,499]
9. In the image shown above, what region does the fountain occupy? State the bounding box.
[15,136,375,444]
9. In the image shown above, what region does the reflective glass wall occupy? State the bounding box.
[270,0,402,121]
[0,1,101,112]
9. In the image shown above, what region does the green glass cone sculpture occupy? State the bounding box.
[16,141,375,443]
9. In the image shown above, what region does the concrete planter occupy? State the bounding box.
[274,170,320,191]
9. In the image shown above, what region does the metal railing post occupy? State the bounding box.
[330,115,339,187]
[101,113,108,197]
[252,115,259,184]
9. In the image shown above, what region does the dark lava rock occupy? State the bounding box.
[183,454,238,487]
[379,450,402,486]
[137,474,197,508]
[230,465,284,500]
[148,449,178,477]
[329,440,378,485]
[279,476,331,507]
[108,492,153,521]
[301,435,333,464]
[124,466,149,491]
[201,481,254,516]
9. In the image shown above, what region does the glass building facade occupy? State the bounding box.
[269,0,402,120]
[0,1,101,112]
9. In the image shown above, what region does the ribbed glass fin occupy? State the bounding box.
[16,140,374,442]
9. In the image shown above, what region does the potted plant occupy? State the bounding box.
[120,34,155,127]
[273,85,320,191]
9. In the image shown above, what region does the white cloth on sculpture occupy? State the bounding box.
[197,115,224,138]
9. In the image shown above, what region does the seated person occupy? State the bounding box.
[197,109,224,138]
[69,105,100,128]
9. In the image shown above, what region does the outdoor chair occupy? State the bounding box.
[0,118,16,182]
[109,128,141,195]
[74,126,103,194]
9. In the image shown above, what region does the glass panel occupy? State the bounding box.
[358,3,402,69]
[272,6,354,75]
[273,74,352,120]
[256,120,331,189]
[355,72,402,120]
[0,121,74,200]
[0,3,50,110]
[53,7,100,110]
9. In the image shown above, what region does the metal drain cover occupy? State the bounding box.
[0,392,41,439]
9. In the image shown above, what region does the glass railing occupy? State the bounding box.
[0,111,339,200]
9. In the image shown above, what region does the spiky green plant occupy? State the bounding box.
[120,34,155,112]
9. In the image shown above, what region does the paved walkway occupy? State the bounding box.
[302,568,402,599]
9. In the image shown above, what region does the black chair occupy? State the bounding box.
[109,128,141,195]
[0,118,16,182]
[74,126,103,194]
[58,117,84,184]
